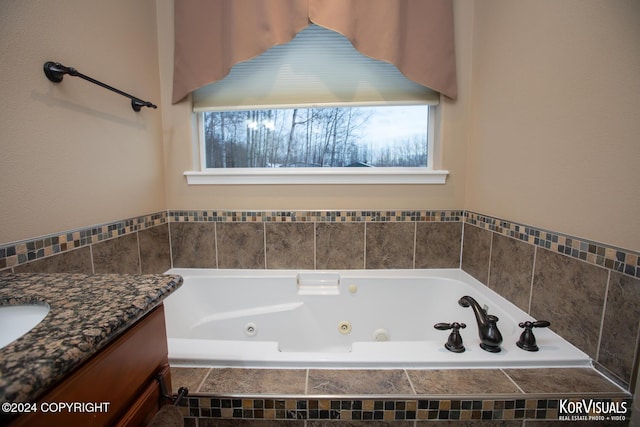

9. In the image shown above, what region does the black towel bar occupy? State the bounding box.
[43,61,157,112]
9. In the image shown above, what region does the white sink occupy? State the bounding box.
[0,304,50,349]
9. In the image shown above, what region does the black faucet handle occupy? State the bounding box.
[517,320,550,352]
[518,320,550,329]
[434,322,466,353]
[434,322,466,330]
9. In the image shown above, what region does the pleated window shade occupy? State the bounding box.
[192,24,440,112]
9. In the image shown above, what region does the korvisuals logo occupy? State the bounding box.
[558,399,630,422]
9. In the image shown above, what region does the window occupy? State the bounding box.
[201,105,431,169]
[185,25,448,185]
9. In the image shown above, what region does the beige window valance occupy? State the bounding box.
[172,0,457,104]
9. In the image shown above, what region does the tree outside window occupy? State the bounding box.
[202,105,429,169]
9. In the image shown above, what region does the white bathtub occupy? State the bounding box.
[163,269,591,369]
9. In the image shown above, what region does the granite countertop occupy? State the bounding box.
[0,273,183,404]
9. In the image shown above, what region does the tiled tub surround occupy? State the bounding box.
[461,215,640,391]
[2,209,638,277]
[0,210,639,387]
[167,210,463,270]
[0,212,171,274]
[0,273,182,404]
[170,366,631,425]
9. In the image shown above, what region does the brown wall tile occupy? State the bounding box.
[13,247,93,274]
[407,369,520,395]
[488,234,535,312]
[530,248,609,358]
[170,222,216,268]
[217,223,265,269]
[92,233,140,274]
[365,223,415,269]
[503,367,621,394]
[308,369,413,395]
[265,223,314,269]
[138,224,171,273]
[170,367,210,394]
[461,224,492,284]
[415,222,462,268]
[599,271,640,385]
[199,368,306,394]
[316,223,365,269]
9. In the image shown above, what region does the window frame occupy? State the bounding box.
[185,103,448,185]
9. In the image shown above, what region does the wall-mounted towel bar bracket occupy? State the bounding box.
[43,61,157,112]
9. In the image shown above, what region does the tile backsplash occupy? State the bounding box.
[1,209,638,390]
[461,212,640,391]
[168,210,463,270]
[0,212,169,273]
[464,211,639,278]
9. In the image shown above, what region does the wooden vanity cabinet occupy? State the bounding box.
[9,304,173,427]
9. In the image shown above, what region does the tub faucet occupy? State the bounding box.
[458,296,503,353]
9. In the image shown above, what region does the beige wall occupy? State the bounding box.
[2,0,638,253]
[465,0,640,251]
[156,0,472,213]
[0,0,166,245]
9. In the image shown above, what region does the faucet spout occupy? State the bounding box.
[458,295,503,353]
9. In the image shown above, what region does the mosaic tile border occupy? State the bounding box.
[168,210,464,223]
[0,212,167,269]
[180,397,632,422]
[1,209,461,270]
[1,209,638,280]
[464,211,640,279]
